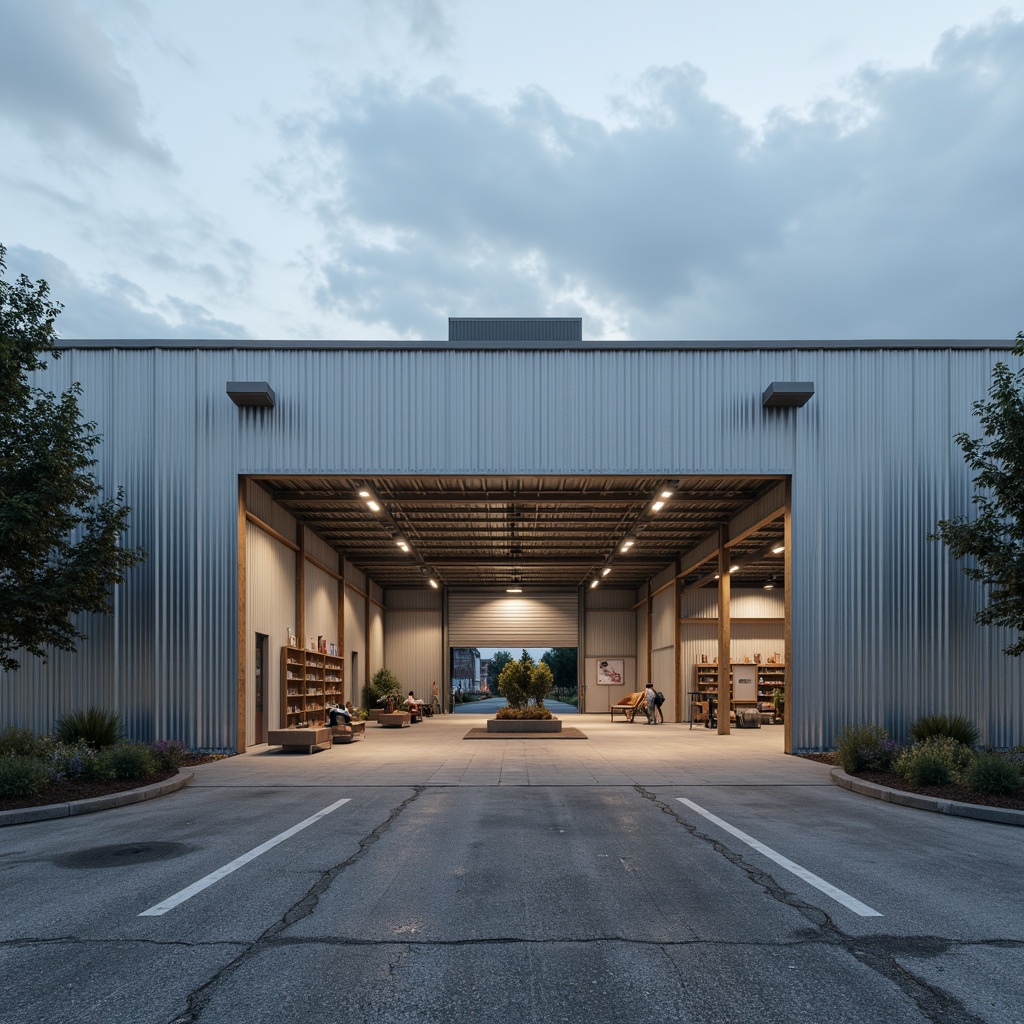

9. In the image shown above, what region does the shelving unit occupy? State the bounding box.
[692,662,786,721]
[281,646,344,729]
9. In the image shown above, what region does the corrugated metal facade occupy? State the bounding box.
[3,342,1022,751]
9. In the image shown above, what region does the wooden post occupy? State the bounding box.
[674,560,682,722]
[236,477,247,753]
[296,526,306,650]
[646,581,653,686]
[338,555,346,703]
[784,481,793,754]
[717,527,731,735]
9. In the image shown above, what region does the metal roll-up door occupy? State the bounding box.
[447,592,579,647]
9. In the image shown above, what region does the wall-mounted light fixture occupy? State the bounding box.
[762,381,815,408]
[226,381,276,407]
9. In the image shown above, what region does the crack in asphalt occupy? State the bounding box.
[163,786,426,1024]
[638,785,991,1024]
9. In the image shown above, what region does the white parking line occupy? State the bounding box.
[677,797,882,918]
[139,797,351,917]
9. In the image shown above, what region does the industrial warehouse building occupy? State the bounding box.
[3,318,1023,753]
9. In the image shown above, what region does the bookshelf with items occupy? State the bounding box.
[691,660,786,722]
[281,646,345,729]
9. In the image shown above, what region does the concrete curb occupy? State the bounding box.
[0,770,194,828]
[830,767,1024,827]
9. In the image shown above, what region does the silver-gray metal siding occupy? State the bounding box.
[3,344,1022,750]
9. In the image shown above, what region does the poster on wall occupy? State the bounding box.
[596,659,624,685]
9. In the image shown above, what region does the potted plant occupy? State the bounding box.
[365,668,403,721]
[489,653,561,733]
[772,688,785,723]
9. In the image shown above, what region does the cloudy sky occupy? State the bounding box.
[1,0,1022,341]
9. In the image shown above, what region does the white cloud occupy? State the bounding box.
[0,0,170,164]
[8,246,250,339]
[283,16,1024,339]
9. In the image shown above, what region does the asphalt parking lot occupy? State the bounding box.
[2,715,1021,1024]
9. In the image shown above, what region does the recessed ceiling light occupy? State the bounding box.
[601,567,611,577]
[590,580,599,589]
[620,538,635,551]
[428,578,439,589]
[660,491,672,499]
[367,500,380,512]
[651,500,665,512]
[358,490,370,498]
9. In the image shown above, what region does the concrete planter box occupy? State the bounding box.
[486,718,561,733]
[378,712,412,728]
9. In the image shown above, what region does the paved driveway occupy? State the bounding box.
[2,715,1020,1023]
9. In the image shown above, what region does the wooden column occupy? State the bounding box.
[646,582,652,686]
[784,481,793,754]
[338,555,346,703]
[296,526,306,649]
[717,527,731,735]
[236,477,247,754]
[674,560,682,722]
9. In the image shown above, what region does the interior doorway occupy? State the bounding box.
[254,632,268,743]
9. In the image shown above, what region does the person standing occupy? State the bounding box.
[644,682,658,725]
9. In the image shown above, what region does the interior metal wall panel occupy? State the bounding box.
[246,524,296,737]
[4,341,1022,751]
[383,591,444,698]
[447,592,579,647]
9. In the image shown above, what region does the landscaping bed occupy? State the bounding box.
[799,750,1024,811]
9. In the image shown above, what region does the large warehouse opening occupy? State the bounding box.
[238,474,791,749]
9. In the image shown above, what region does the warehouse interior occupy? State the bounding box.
[239,474,791,749]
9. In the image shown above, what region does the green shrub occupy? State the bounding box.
[150,739,188,772]
[0,726,44,757]
[0,755,51,798]
[895,736,975,786]
[55,707,123,749]
[964,753,1023,796]
[47,741,97,780]
[835,724,899,773]
[105,741,157,780]
[494,705,554,720]
[85,747,119,782]
[909,714,979,748]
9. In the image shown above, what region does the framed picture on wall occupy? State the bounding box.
[596,659,624,685]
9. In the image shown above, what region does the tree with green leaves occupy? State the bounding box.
[487,649,513,691]
[933,331,1024,656]
[541,647,578,698]
[0,244,145,671]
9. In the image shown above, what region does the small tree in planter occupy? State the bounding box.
[496,653,553,720]
[366,668,403,712]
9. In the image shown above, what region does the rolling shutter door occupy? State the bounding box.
[447,592,579,647]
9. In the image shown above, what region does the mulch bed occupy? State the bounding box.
[798,751,1024,811]
[0,754,227,814]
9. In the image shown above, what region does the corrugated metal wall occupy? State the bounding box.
[448,592,578,647]
[4,343,1022,750]
[384,589,444,698]
[583,588,637,714]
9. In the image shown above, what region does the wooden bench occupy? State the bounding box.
[268,726,332,754]
[610,691,647,722]
[330,721,366,744]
